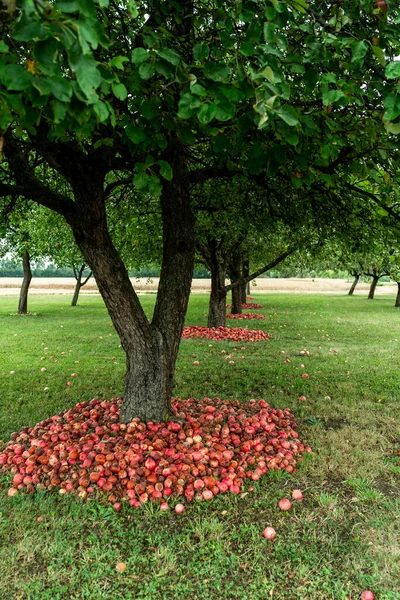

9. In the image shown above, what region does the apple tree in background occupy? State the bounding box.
[0,200,43,313]
[0,0,399,422]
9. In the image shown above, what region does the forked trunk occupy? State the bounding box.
[368,275,379,300]
[208,262,227,328]
[68,148,194,423]
[18,250,32,314]
[71,264,92,306]
[348,274,360,296]
[395,282,400,307]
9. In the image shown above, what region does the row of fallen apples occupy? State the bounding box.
[226,303,264,309]
[182,326,270,342]
[226,313,265,320]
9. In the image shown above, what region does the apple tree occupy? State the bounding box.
[0,0,399,422]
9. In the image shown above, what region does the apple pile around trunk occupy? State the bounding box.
[226,303,264,310]
[0,397,311,509]
[226,313,265,320]
[182,326,270,342]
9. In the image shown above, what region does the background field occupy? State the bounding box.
[0,293,399,600]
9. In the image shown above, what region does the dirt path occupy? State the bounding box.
[0,277,396,296]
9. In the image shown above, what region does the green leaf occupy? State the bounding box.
[384,94,400,121]
[239,42,255,56]
[197,103,218,125]
[131,47,149,64]
[190,83,207,96]
[50,77,73,102]
[158,48,181,66]
[177,93,201,119]
[133,172,153,191]
[0,41,8,53]
[193,44,209,61]
[127,0,138,18]
[77,0,96,17]
[1,65,32,91]
[111,82,128,100]
[109,56,129,70]
[204,62,230,82]
[385,61,400,79]
[351,40,368,64]
[32,77,52,95]
[125,124,146,143]
[55,0,79,12]
[322,89,345,105]
[138,62,155,79]
[13,21,46,41]
[158,160,173,181]
[34,38,59,76]
[372,45,385,68]
[52,99,67,123]
[245,22,261,43]
[93,100,109,122]
[275,105,299,126]
[140,99,159,120]
[70,55,101,98]
[383,118,400,134]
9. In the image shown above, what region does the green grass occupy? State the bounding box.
[0,292,399,600]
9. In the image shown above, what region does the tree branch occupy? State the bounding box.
[224,245,301,293]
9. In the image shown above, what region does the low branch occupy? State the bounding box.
[346,184,400,222]
[225,244,301,293]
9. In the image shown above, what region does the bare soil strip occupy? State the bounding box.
[0,277,396,296]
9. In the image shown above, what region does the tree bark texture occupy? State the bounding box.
[395,282,400,307]
[348,274,360,296]
[18,250,32,314]
[368,275,379,300]
[208,261,227,328]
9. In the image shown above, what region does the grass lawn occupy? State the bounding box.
[0,292,399,600]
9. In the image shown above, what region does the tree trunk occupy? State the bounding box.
[368,275,379,300]
[71,264,92,306]
[231,285,242,314]
[208,261,227,328]
[395,282,400,307]
[67,149,194,423]
[228,250,242,314]
[348,274,360,296]
[18,250,32,314]
[242,258,250,303]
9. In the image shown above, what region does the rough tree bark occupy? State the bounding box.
[71,264,92,306]
[18,249,32,314]
[395,282,400,307]
[228,252,242,315]
[348,273,360,296]
[208,260,227,328]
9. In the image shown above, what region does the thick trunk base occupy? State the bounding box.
[231,285,242,314]
[208,291,227,328]
[120,330,172,423]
